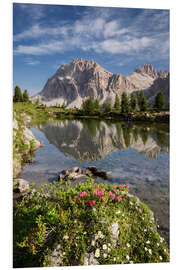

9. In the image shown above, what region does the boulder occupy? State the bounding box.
[85,166,108,179]
[13,178,30,193]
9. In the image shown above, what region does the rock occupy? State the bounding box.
[59,167,84,181]
[46,243,63,266]
[110,222,119,247]
[13,178,30,193]
[84,252,99,266]
[85,166,108,179]
[31,59,169,109]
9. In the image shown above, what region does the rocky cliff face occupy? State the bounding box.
[32,59,169,108]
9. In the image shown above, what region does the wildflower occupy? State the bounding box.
[74,195,78,199]
[103,244,107,250]
[164,249,167,252]
[99,188,104,195]
[117,197,122,202]
[113,186,117,193]
[113,257,116,262]
[130,261,133,264]
[125,184,129,189]
[79,191,87,197]
[126,255,130,260]
[144,229,147,232]
[148,249,152,255]
[160,237,164,243]
[88,200,96,207]
[108,243,111,247]
[63,235,69,240]
[102,196,106,201]
[126,243,130,248]
[107,247,111,253]
[119,185,123,188]
[157,243,160,247]
[146,240,150,244]
[95,234,99,240]
[103,253,107,258]
[145,247,148,251]
[95,249,100,258]
[159,256,162,260]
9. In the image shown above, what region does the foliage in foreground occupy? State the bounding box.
[13,178,169,267]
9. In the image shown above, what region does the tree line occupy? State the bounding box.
[13,86,30,103]
[81,90,166,113]
[13,85,166,112]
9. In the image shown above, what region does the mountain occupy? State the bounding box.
[32,59,169,108]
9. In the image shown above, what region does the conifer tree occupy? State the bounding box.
[121,92,130,113]
[13,86,23,102]
[114,94,121,110]
[23,89,29,102]
[154,91,166,110]
[138,91,148,111]
[130,92,137,111]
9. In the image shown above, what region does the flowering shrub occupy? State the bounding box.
[13,178,169,267]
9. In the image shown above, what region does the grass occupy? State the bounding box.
[13,178,169,267]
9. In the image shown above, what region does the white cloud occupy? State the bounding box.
[14,41,64,55]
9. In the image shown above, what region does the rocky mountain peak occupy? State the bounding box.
[134,64,159,79]
[32,59,169,109]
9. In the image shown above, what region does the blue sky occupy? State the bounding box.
[13,3,169,96]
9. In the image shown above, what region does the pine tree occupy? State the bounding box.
[23,89,29,102]
[138,91,148,111]
[82,94,94,113]
[13,86,23,102]
[104,102,111,113]
[130,92,137,111]
[154,91,166,110]
[94,99,100,111]
[121,92,130,113]
[114,94,121,110]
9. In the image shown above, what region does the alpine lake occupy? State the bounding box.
[21,119,169,245]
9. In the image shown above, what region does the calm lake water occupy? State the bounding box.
[21,119,169,244]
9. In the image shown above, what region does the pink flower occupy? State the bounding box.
[74,196,78,199]
[102,196,106,201]
[125,184,129,189]
[88,200,96,207]
[99,188,104,195]
[119,185,123,188]
[113,187,117,194]
[117,197,122,202]
[79,191,87,197]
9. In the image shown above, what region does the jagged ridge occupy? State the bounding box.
[32,59,169,108]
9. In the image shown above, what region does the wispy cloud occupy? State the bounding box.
[25,58,40,65]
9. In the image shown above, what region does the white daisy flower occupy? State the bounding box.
[95,249,100,258]
[126,255,130,260]
[103,244,107,250]
[146,240,150,244]
[126,243,130,248]
[103,253,107,258]
[159,256,162,260]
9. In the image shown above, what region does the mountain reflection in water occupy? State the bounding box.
[38,119,169,161]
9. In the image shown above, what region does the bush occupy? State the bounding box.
[13,178,169,267]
